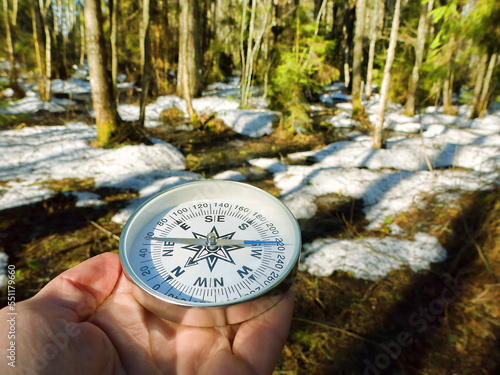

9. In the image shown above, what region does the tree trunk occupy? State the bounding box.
[178,0,201,123]
[302,0,327,70]
[241,0,270,108]
[12,0,17,25]
[405,0,433,116]
[110,0,119,103]
[365,0,380,99]
[351,0,366,114]
[442,34,456,115]
[342,3,354,89]
[242,0,257,108]
[79,2,85,66]
[85,0,121,146]
[469,53,488,119]
[239,0,251,107]
[373,0,402,149]
[177,0,201,99]
[139,0,151,127]
[3,0,16,82]
[32,0,47,100]
[442,75,453,113]
[477,52,498,117]
[40,0,52,101]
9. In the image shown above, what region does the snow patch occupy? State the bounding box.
[111,173,203,224]
[212,170,247,181]
[301,232,446,280]
[0,122,186,211]
[248,158,287,173]
[216,109,280,137]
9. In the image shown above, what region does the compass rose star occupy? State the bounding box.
[182,226,243,272]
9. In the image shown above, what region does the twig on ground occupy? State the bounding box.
[89,220,120,242]
[292,317,382,348]
[420,124,438,183]
[460,210,499,282]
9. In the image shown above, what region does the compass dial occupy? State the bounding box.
[120,180,301,327]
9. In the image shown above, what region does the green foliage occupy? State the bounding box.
[268,51,313,132]
[267,3,337,133]
[463,0,500,53]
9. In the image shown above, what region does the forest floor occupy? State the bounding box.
[1,106,499,375]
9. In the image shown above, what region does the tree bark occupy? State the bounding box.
[32,0,46,100]
[365,0,380,99]
[477,52,498,117]
[241,0,257,108]
[177,0,201,98]
[442,34,456,115]
[40,0,52,101]
[469,53,488,119]
[239,0,250,107]
[373,0,402,149]
[351,0,367,114]
[12,0,17,25]
[3,0,16,82]
[110,0,119,102]
[178,0,201,123]
[241,0,270,108]
[85,0,121,146]
[139,0,151,127]
[405,0,433,116]
[79,2,85,66]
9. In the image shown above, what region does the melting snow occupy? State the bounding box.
[216,109,280,137]
[301,233,446,280]
[212,170,247,181]
[1,78,500,285]
[0,122,189,211]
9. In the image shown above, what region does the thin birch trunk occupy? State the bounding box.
[39,0,53,101]
[469,53,488,119]
[139,0,151,127]
[3,0,16,82]
[32,0,47,100]
[351,0,366,113]
[79,3,85,66]
[442,34,455,115]
[405,0,433,116]
[110,0,119,102]
[365,0,379,99]
[373,0,401,149]
[241,0,256,108]
[477,53,498,117]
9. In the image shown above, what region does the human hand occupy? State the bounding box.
[0,252,294,374]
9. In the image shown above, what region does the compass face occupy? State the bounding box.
[119,181,301,326]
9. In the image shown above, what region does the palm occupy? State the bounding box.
[2,253,293,375]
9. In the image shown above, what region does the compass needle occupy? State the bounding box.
[120,181,301,327]
[144,236,285,247]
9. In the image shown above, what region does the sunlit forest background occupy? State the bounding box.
[1,0,500,374]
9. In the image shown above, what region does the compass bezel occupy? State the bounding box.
[119,180,301,326]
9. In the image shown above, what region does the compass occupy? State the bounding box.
[119,180,301,327]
